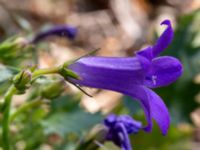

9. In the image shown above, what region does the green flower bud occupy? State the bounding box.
[0,37,28,55]
[0,37,33,65]
[13,37,29,48]
[41,79,66,99]
[13,70,32,93]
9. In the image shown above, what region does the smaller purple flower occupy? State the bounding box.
[32,25,77,43]
[104,114,142,150]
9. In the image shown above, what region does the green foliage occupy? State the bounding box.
[0,66,14,82]
[41,95,103,140]
[41,110,103,137]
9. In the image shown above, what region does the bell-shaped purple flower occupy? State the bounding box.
[68,19,183,135]
[32,25,77,43]
[104,114,141,150]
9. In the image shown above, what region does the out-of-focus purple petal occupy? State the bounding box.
[32,25,77,43]
[117,115,142,134]
[152,19,174,57]
[104,114,117,127]
[144,56,183,88]
[143,87,170,135]
[116,123,132,150]
[104,114,142,150]
[69,56,144,85]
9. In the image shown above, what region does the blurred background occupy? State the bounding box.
[0,0,200,149]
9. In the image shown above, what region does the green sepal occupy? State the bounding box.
[59,67,80,80]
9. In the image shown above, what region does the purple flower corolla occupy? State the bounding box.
[104,114,141,150]
[32,25,77,43]
[68,20,183,135]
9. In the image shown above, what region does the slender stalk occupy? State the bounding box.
[9,99,42,122]
[32,67,60,78]
[2,85,17,150]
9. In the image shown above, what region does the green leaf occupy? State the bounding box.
[41,110,103,137]
[0,65,16,82]
[50,94,80,112]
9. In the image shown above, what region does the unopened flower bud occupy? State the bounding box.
[13,70,32,93]
[14,37,29,48]
[0,37,32,65]
[41,79,66,99]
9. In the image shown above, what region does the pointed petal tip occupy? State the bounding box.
[143,119,169,136]
[160,19,171,26]
[160,117,170,136]
[151,19,174,57]
[142,118,169,136]
[143,125,152,133]
[162,129,168,136]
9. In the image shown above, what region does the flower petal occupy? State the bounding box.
[152,19,174,57]
[129,86,170,135]
[69,57,170,134]
[127,86,170,135]
[104,114,142,150]
[144,56,183,88]
[135,19,174,60]
[69,54,173,135]
[69,56,144,85]
[68,72,151,131]
[143,87,170,135]
[115,123,132,150]
[72,78,169,135]
[136,47,153,60]
[117,115,142,134]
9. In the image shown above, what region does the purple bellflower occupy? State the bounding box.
[32,25,77,43]
[104,114,142,150]
[68,19,183,135]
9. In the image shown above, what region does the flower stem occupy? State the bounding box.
[9,99,42,122]
[2,85,17,150]
[32,67,60,78]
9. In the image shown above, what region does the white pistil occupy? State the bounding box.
[152,75,157,85]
